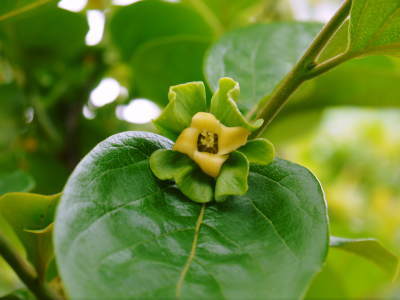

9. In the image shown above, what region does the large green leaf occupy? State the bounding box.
[205,22,322,110]
[349,0,400,56]
[55,131,329,299]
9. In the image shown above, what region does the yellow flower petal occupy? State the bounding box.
[218,126,250,155]
[173,111,249,178]
[191,112,222,134]
[173,127,199,159]
[193,151,228,178]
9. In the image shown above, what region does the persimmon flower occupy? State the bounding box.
[149,77,274,203]
[174,112,249,177]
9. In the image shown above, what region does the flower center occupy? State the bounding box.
[197,130,218,154]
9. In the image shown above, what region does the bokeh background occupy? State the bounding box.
[1,0,399,298]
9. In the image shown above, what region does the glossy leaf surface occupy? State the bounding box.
[205,22,322,110]
[55,131,329,299]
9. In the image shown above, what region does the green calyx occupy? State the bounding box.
[154,77,263,140]
[150,77,275,203]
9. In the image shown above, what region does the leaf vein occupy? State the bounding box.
[247,198,299,261]
[175,203,206,299]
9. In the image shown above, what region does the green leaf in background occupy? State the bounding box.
[349,0,400,56]
[290,56,400,111]
[109,0,214,105]
[0,193,60,279]
[182,0,269,32]
[205,22,322,111]
[330,236,399,279]
[0,170,35,195]
[154,81,207,140]
[0,2,88,66]
[131,37,210,105]
[306,239,398,299]
[109,0,213,61]
[264,55,400,144]
[55,131,328,299]
[0,84,26,152]
[0,0,49,22]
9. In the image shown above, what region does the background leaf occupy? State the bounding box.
[0,2,88,66]
[330,236,399,279]
[109,0,213,61]
[0,170,35,195]
[205,22,322,110]
[55,131,328,299]
[0,0,50,22]
[109,0,213,105]
[0,193,60,278]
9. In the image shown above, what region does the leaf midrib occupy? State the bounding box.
[175,203,206,299]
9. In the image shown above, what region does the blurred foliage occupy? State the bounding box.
[284,108,400,298]
[0,0,399,298]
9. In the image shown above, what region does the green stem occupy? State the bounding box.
[304,52,353,79]
[253,0,352,137]
[0,234,60,300]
